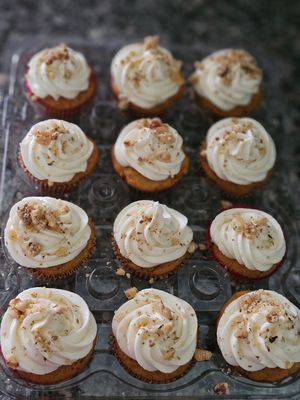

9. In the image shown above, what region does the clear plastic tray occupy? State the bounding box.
[0,37,299,399]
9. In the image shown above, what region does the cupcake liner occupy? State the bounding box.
[25,220,96,282]
[18,142,99,196]
[111,234,189,280]
[198,142,271,199]
[11,338,96,384]
[24,71,97,120]
[111,146,189,193]
[206,210,286,281]
[111,334,194,384]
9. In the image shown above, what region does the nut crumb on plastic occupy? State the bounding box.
[214,382,229,395]
[188,241,198,254]
[220,200,233,209]
[116,267,126,276]
[149,278,154,284]
[199,243,207,251]
[124,287,138,300]
[126,272,131,279]
[194,348,213,361]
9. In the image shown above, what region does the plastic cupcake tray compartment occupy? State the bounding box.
[0,37,299,399]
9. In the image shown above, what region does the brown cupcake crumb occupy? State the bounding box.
[214,382,229,395]
[194,348,212,361]
[199,243,207,251]
[124,287,139,300]
[188,242,198,254]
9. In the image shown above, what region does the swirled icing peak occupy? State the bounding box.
[111,36,184,109]
[0,287,97,375]
[26,44,91,100]
[204,117,276,185]
[114,118,185,181]
[113,200,193,268]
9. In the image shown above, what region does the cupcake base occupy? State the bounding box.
[217,291,300,382]
[18,138,99,196]
[111,145,189,192]
[111,78,185,115]
[25,71,97,119]
[112,335,193,383]
[10,339,96,384]
[199,141,272,197]
[194,84,263,118]
[209,241,281,280]
[25,220,96,280]
[112,235,189,280]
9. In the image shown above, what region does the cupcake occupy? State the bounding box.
[0,287,97,384]
[190,49,262,117]
[200,117,276,197]
[111,118,189,192]
[111,35,185,114]
[112,288,198,383]
[4,196,95,280]
[25,43,96,118]
[18,119,99,195]
[217,290,300,382]
[208,208,286,280]
[112,200,193,279]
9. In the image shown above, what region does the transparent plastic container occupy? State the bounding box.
[0,37,299,399]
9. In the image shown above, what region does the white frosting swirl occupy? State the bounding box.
[112,288,197,373]
[26,44,91,100]
[4,197,91,269]
[20,119,94,183]
[114,118,185,181]
[217,290,300,371]
[111,36,184,109]
[192,49,262,111]
[0,287,97,375]
[205,118,276,185]
[113,200,193,268]
[210,208,286,272]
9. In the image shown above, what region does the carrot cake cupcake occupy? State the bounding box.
[111,36,185,114]
[190,49,262,117]
[25,43,96,118]
[19,119,99,195]
[112,118,189,192]
[4,196,95,280]
[209,208,286,280]
[200,117,276,197]
[217,289,300,382]
[112,200,193,279]
[0,287,97,384]
[112,288,198,383]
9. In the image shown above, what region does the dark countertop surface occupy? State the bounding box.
[0,1,300,399]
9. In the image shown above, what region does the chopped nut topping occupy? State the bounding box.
[143,35,160,50]
[7,228,17,241]
[233,213,268,240]
[157,151,171,162]
[149,118,162,129]
[199,243,207,251]
[200,149,207,157]
[194,348,213,361]
[162,347,175,360]
[220,200,233,209]
[124,287,139,300]
[33,123,68,146]
[118,95,129,110]
[234,327,248,339]
[6,354,19,369]
[55,247,68,257]
[154,300,173,320]
[116,267,126,276]
[188,241,198,254]
[214,382,229,395]
[26,242,42,257]
[40,44,71,66]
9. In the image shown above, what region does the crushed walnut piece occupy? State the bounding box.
[26,242,43,257]
[41,44,70,66]
[6,354,19,369]
[33,122,68,146]
[188,242,198,254]
[116,267,126,276]
[54,247,69,257]
[214,382,229,395]
[154,300,173,320]
[124,287,139,300]
[162,347,175,360]
[194,348,213,361]
[157,321,173,336]
[233,213,268,240]
[143,35,160,50]
[157,151,171,162]
[199,243,207,251]
[8,298,33,320]
[7,228,17,241]
[118,95,129,110]
[220,200,233,210]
